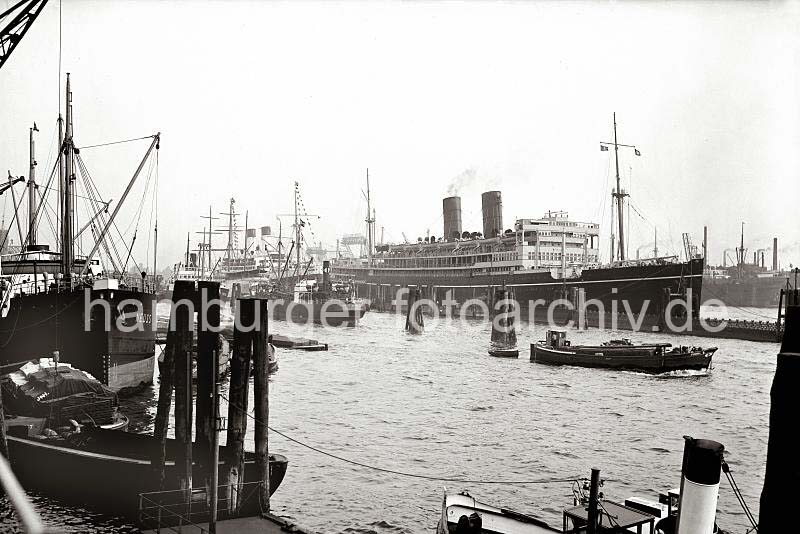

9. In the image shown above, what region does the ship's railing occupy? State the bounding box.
[138,481,264,533]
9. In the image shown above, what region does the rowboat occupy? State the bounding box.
[436,491,559,533]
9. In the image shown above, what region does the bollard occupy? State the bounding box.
[676,437,724,534]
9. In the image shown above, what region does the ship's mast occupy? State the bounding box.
[738,221,745,278]
[60,74,74,278]
[276,218,282,278]
[244,210,249,258]
[365,168,374,267]
[58,113,64,255]
[27,122,38,247]
[295,181,300,276]
[226,198,235,263]
[612,113,627,261]
[601,113,640,262]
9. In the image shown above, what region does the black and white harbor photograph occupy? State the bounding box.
[1,1,798,533]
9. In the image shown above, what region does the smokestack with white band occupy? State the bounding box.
[675,437,724,534]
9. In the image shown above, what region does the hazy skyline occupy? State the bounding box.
[1,1,799,271]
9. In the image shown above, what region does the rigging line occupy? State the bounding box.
[76,157,122,272]
[0,181,28,252]
[220,394,579,486]
[37,187,58,242]
[75,153,128,270]
[722,464,758,530]
[76,135,155,150]
[145,151,158,269]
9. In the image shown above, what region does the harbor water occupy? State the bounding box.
[4,305,777,533]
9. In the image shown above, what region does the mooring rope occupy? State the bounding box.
[220,394,580,486]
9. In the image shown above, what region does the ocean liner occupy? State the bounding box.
[332,116,704,321]
[0,75,158,393]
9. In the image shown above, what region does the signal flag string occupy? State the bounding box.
[220,394,580,486]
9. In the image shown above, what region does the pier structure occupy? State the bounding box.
[146,282,277,532]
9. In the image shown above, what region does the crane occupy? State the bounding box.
[0,175,24,195]
[401,232,410,244]
[1,0,49,72]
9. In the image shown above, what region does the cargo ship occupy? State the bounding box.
[332,116,703,323]
[702,233,791,308]
[0,75,157,394]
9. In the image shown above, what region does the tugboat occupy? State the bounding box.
[265,261,368,326]
[437,437,729,533]
[531,330,716,373]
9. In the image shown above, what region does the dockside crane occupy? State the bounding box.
[0,0,48,72]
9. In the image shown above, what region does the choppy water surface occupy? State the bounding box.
[4,305,777,533]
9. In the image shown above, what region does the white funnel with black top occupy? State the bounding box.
[676,436,724,534]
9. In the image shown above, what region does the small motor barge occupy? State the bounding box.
[531,330,717,373]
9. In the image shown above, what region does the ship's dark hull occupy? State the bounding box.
[5,426,287,521]
[530,343,715,373]
[336,258,704,317]
[703,275,786,308]
[0,287,156,394]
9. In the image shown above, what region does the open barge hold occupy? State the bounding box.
[5,426,287,520]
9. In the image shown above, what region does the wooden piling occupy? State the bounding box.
[226,297,255,514]
[209,342,221,534]
[405,287,424,333]
[576,288,586,330]
[152,279,193,487]
[173,281,195,507]
[197,281,221,503]
[252,298,270,512]
[490,286,517,352]
[760,288,800,531]
[0,368,7,459]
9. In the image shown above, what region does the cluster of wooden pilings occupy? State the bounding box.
[489,286,517,349]
[151,279,270,530]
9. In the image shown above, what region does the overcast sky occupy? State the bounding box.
[1,0,799,270]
